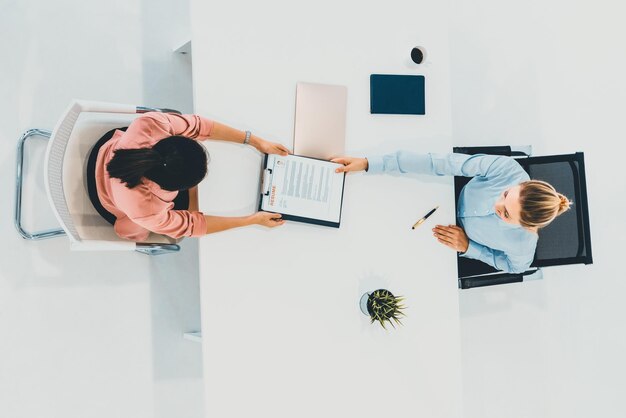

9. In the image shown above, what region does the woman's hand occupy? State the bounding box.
[432,224,469,252]
[251,211,286,228]
[330,156,368,173]
[252,135,290,156]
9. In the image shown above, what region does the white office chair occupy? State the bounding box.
[15,100,183,255]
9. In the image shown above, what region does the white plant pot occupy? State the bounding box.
[359,292,371,316]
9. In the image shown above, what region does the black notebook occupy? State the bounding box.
[370,74,425,115]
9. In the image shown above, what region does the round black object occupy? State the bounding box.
[411,47,424,64]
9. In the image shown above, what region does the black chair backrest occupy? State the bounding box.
[517,153,592,267]
[453,147,592,280]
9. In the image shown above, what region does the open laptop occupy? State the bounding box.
[293,82,347,160]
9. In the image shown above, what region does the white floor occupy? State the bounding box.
[2,1,626,418]
[0,1,203,418]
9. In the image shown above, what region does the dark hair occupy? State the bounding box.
[107,136,209,191]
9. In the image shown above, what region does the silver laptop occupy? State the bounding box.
[293,82,347,160]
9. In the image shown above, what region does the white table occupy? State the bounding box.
[191,1,462,417]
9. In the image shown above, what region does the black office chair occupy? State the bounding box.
[453,146,593,289]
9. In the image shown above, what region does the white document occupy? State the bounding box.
[259,154,345,226]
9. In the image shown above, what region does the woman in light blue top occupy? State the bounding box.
[331,152,571,273]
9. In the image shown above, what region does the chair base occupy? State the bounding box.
[15,129,66,240]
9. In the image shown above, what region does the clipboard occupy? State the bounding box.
[258,154,346,228]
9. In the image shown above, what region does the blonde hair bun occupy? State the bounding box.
[558,194,572,215]
[519,180,571,229]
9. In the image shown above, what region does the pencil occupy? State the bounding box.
[412,205,439,229]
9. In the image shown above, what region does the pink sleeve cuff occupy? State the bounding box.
[196,116,214,138]
[189,211,207,237]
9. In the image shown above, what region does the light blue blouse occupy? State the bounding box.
[366,152,537,273]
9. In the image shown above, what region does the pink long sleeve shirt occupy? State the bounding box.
[95,112,213,241]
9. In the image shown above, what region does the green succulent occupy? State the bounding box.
[367,289,406,329]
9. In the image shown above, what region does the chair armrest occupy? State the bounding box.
[458,268,540,289]
[458,272,523,289]
[73,100,137,114]
[137,106,182,115]
[67,99,181,115]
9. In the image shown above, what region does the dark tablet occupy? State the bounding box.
[370,74,425,115]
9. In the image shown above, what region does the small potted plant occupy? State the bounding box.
[359,289,406,329]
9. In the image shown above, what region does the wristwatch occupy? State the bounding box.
[243,130,251,145]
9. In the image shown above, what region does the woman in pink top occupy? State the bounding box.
[93,112,289,242]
